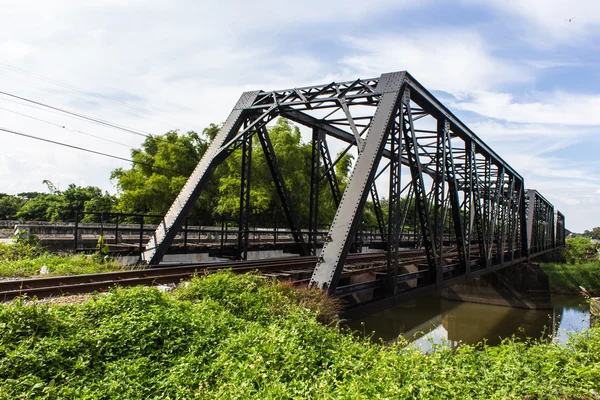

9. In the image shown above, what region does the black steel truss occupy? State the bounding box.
[143,71,566,303]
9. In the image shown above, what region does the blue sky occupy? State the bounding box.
[0,0,599,232]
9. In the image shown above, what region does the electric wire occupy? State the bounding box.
[0,126,184,175]
[0,89,150,138]
[0,96,146,139]
[0,70,179,130]
[0,105,135,149]
[0,64,197,128]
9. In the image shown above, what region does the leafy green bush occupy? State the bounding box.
[0,271,598,399]
[564,236,598,264]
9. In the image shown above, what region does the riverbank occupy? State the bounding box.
[0,271,598,399]
[540,261,600,296]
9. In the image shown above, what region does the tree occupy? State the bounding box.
[111,128,216,223]
[214,118,312,223]
[16,192,44,200]
[0,194,25,220]
[15,182,115,222]
[15,194,62,221]
[583,227,600,240]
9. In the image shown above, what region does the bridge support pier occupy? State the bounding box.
[439,262,552,310]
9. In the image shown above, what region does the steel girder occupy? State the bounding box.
[556,211,566,247]
[144,70,566,301]
[236,127,252,260]
[308,128,322,256]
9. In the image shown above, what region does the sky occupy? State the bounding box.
[1,0,599,232]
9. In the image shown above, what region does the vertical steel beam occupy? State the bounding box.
[488,166,504,261]
[309,127,322,255]
[237,129,252,260]
[463,140,473,269]
[387,107,403,292]
[526,189,536,253]
[433,119,448,276]
[443,124,467,272]
[500,174,514,264]
[310,72,406,292]
[518,182,529,258]
[256,126,308,256]
[402,89,437,282]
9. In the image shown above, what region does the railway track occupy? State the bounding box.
[0,243,490,302]
[0,251,401,301]
[0,245,486,301]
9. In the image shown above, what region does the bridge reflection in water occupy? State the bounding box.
[347,295,590,352]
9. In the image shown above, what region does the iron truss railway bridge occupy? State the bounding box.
[13,71,564,314]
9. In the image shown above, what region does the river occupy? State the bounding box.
[346,295,591,352]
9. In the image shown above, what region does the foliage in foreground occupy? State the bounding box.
[0,271,599,399]
[0,242,126,277]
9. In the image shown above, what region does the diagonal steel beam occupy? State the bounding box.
[309,72,406,292]
[143,91,260,265]
[256,126,308,256]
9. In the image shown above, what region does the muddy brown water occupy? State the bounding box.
[346,295,591,352]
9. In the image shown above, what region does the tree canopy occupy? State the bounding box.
[13,182,115,223]
[583,227,600,240]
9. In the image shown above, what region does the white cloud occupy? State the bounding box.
[342,29,530,95]
[453,91,600,126]
[0,0,429,195]
[0,40,31,61]
[466,120,590,156]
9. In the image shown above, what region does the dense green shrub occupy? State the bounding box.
[0,271,598,399]
[564,237,598,264]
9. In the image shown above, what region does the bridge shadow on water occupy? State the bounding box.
[345,295,590,352]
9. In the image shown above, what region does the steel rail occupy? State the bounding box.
[0,252,392,301]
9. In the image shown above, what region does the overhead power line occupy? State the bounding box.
[0,90,150,138]
[0,105,134,148]
[0,64,198,129]
[0,126,183,175]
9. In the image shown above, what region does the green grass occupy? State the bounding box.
[0,271,598,399]
[540,261,600,296]
[0,242,131,277]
